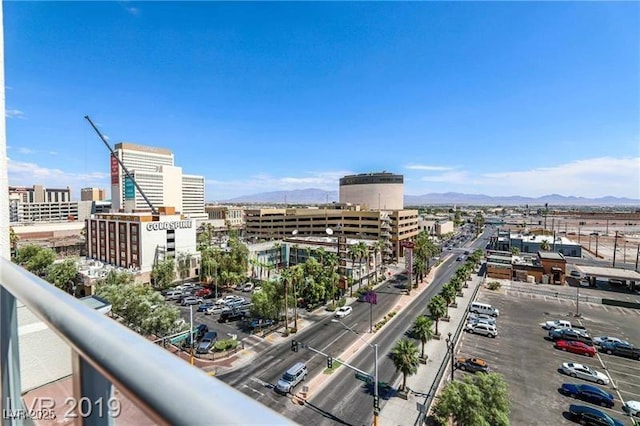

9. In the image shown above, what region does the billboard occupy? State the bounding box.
[124,176,135,199]
[110,154,119,185]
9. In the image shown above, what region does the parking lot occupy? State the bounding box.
[167,287,276,354]
[455,286,640,425]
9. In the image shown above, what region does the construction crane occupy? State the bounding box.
[84,115,158,215]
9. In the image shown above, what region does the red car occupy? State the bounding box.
[195,288,212,298]
[555,340,596,357]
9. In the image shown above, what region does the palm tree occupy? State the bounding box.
[540,239,551,251]
[412,316,435,359]
[441,283,457,315]
[413,259,427,289]
[347,244,360,297]
[372,239,385,282]
[390,339,420,392]
[428,295,447,336]
[355,242,368,289]
[9,226,19,259]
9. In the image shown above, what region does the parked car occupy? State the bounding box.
[467,317,496,328]
[243,282,255,292]
[623,400,640,418]
[247,318,276,329]
[593,336,629,347]
[544,319,576,330]
[555,340,597,357]
[465,323,497,338]
[205,304,229,316]
[253,285,262,294]
[196,331,218,354]
[568,404,624,426]
[455,357,490,373]
[570,270,582,278]
[217,295,243,305]
[561,362,609,385]
[560,384,614,408]
[234,283,244,291]
[181,296,204,306]
[197,303,214,312]
[164,290,184,301]
[600,341,640,360]
[334,306,353,318]
[195,288,213,298]
[549,328,593,346]
[467,313,496,325]
[218,309,248,323]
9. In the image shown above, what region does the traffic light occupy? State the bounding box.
[327,356,333,369]
[291,340,298,352]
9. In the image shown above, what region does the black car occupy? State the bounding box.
[549,329,593,346]
[218,309,248,323]
[455,357,490,373]
[247,318,276,330]
[568,404,624,426]
[182,324,208,348]
[600,341,640,360]
[560,384,615,408]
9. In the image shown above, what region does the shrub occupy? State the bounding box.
[326,302,337,312]
[213,339,239,352]
[338,297,347,307]
[487,281,501,291]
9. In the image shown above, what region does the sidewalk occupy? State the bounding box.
[378,270,485,426]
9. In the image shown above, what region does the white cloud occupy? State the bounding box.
[479,157,640,198]
[420,171,470,184]
[125,6,140,16]
[17,147,35,155]
[6,109,25,119]
[405,164,453,171]
[8,159,109,196]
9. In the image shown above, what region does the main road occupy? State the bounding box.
[217,230,492,425]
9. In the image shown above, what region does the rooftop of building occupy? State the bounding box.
[538,251,566,261]
[510,233,579,246]
[114,142,173,156]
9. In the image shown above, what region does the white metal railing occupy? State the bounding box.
[0,257,296,425]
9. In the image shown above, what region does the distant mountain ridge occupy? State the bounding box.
[218,189,639,206]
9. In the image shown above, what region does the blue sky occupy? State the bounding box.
[5,2,639,201]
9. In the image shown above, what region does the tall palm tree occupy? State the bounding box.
[412,316,435,359]
[413,260,427,289]
[390,339,420,392]
[347,244,360,297]
[540,239,551,251]
[355,242,368,289]
[290,265,304,330]
[440,283,457,315]
[428,295,447,336]
[372,239,385,282]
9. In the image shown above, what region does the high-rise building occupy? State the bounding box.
[110,143,205,219]
[81,187,106,201]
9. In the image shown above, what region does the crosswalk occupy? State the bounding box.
[505,289,640,316]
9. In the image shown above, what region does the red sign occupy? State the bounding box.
[110,154,119,185]
[400,241,415,249]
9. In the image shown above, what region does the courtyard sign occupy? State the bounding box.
[146,221,193,231]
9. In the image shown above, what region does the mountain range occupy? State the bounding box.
[219,189,640,206]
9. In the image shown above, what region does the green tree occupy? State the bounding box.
[250,280,283,320]
[540,240,551,251]
[151,257,176,289]
[176,252,192,284]
[390,339,420,392]
[428,295,447,335]
[9,226,19,258]
[412,316,435,359]
[432,372,510,426]
[510,246,520,255]
[440,283,457,315]
[17,245,56,276]
[46,259,79,295]
[95,274,183,337]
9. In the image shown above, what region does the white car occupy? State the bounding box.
[468,312,495,323]
[465,323,497,338]
[593,336,629,347]
[217,295,242,305]
[623,400,640,418]
[467,317,495,327]
[242,282,254,292]
[560,362,609,385]
[544,320,572,330]
[334,306,353,318]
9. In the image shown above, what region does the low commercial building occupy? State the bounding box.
[486,251,567,285]
[85,207,199,283]
[81,187,106,201]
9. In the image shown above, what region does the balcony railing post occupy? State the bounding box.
[72,352,114,426]
[0,287,25,426]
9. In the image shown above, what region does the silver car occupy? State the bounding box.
[560,362,609,385]
[593,336,629,347]
[465,323,497,338]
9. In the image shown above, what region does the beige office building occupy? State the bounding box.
[244,205,419,260]
[9,185,71,203]
[81,187,106,201]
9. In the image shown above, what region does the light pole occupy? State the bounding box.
[332,319,379,426]
[445,332,454,382]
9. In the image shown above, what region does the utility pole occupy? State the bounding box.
[635,245,639,272]
[612,231,619,268]
[189,305,195,365]
[595,233,599,258]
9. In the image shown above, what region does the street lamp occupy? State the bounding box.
[332,319,379,426]
[445,332,454,382]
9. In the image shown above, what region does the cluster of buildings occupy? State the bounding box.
[10,138,461,290]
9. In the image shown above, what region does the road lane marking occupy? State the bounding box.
[250,376,271,387]
[242,384,265,397]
